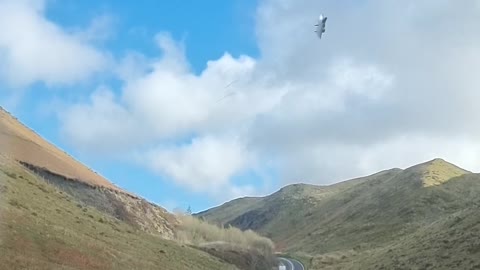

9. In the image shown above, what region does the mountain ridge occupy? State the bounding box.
[197,158,480,269]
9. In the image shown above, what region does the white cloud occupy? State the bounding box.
[272,135,480,186]
[62,32,282,147]
[0,0,109,88]
[60,0,480,202]
[246,0,480,183]
[58,87,140,154]
[145,135,254,199]
[73,14,116,43]
[114,51,151,82]
[60,32,286,198]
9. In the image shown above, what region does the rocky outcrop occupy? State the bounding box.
[20,161,178,239]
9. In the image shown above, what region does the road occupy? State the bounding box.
[277,257,305,270]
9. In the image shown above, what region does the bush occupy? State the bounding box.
[5,171,17,179]
[174,214,274,257]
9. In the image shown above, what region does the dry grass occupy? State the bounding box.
[174,213,275,257]
[407,158,470,187]
[172,214,276,270]
[0,157,237,270]
[0,106,120,191]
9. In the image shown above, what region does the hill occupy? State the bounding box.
[0,106,177,238]
[0,107,116,190]
[196,158,480,269]
[0,154,238,270]
[0,107,275,269]
[196,167,402,245]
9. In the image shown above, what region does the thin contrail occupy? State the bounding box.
[216,79,239,103]
[224,79,238,89]
[216,92,236,103]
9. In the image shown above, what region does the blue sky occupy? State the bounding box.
[2,0,480,213]
[2,0,262,212]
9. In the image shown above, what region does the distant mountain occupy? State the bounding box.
[196,167,403,245]
[196,158,480,269]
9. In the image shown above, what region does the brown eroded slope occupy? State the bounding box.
[0,107,178,238]
[0,107,117,190]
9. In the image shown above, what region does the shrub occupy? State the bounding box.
[173,214,274,257]
[5,171,17,179]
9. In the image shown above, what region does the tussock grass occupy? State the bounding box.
[173,213,276,270]
[174,213,275,257]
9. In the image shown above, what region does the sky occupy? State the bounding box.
[1,0,480,213]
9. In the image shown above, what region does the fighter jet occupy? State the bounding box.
[314,14,327,39]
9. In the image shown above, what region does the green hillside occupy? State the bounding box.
[0,107,277,270]
[196,167,402,247]
[0,155,237,270]
[197,158,480,269]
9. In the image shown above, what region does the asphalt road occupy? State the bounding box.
[277,257,305,270]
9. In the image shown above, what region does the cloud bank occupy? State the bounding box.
[54,0,480,200]
[0,0,109,88]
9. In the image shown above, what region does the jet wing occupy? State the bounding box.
[315,24,323,38]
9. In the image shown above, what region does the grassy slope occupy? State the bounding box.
[0,106,176,238]
[0,107,117,191]
[358,173,480,270]
[289,159,472,254]
[198,159,480,269]
[196,168,401,248]
[0,156,237,270]
[196,196,262,225]
[311,175,480,270]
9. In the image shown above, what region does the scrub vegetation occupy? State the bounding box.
[174,213,276,269]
